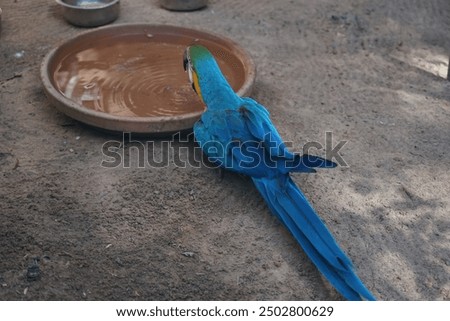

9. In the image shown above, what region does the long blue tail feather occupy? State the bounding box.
[252,176,376,301]
[186,45,375,300]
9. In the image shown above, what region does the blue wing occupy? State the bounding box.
[193,98,374,301]
[194,98,335,177]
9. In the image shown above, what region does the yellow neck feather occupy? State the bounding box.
[192,70,203,102]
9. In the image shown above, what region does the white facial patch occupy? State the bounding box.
[188,64,193,83]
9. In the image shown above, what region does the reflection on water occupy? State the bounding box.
[53,34,243,117]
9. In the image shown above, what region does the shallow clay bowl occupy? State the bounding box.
[40,24,256,134]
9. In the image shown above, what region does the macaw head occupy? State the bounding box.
[183,44,239,108]
[183,45,216,103]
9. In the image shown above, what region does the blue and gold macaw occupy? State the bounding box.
[183,45,376,301]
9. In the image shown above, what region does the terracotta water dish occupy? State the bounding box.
[40,24,256,134]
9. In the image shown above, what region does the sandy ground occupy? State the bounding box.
[1,0,449,300]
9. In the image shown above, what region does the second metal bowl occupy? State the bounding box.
[160,0,207,11]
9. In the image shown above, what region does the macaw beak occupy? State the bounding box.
[183,47,198,94]
[183,47,189,71]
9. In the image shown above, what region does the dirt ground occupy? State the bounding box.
[1,0,449,301]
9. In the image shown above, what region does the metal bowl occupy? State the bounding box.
[55,0,120,27]
[160,0,207,11]
[40,24,256,135]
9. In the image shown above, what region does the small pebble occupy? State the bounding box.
[14,50,25,58]
[115,258,124,266]
[27,261,40,281]
[69,148,74,153]
[182,252,195,257]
